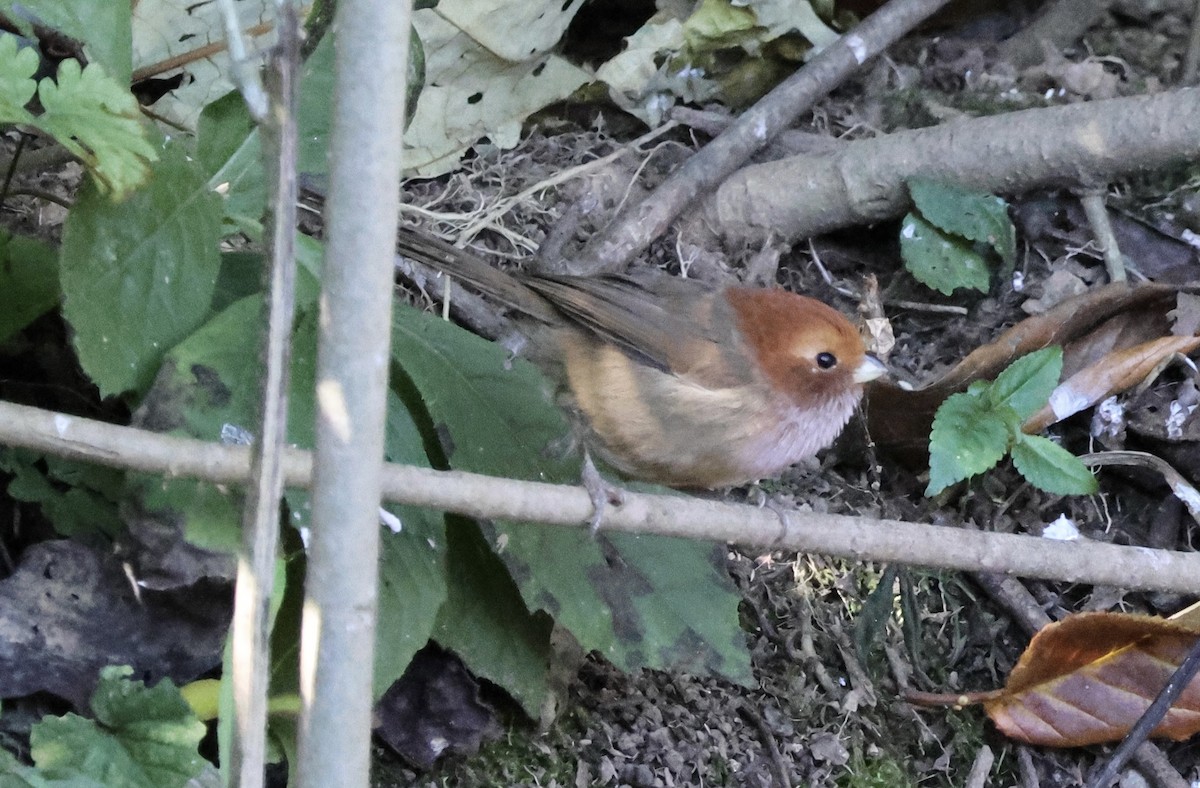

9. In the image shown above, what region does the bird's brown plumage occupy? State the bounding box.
[398,229,884,488]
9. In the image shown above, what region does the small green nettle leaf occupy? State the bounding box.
[908,178,1016,265]
[926,389,1010,495]
[24,666,206,788]
[988,346,1063,421]
[900,212,991,296]
[926,346,1097,497]
[1011,434,1099,495]
[901,180,1017,296]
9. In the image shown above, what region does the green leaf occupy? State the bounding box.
[0,232,59,345]
[0,1,132,84]
[900,212,990,296]
[129,295,312,549]
[0,34,38,122]
[392,303,753,686]
[60,141,222,397]
[988,346,1062,421]
[198,93,265,229]
[38,60,156,200]
[296,36,335,177]
[200,35,336,230]
[926,390,1010,495]
[908,178,1016,265]
[1011,434,1099,495]
[607,526,752,683]
[373,396,448,698]
[853,564,899,672]
[133,294,445,699]
[28,666,205,788]
[0,450,124,539]
[198,80,324,313]
[433,520,552,716]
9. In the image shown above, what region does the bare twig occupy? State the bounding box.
[213,0,270,121]
[996,0,1113,69]
[1130,743,1190,788]
[1017,746,1040,788]
[886,300,970,315]
[1081,451,1200,527]
[1079,190,1127,282]
[574,0,952,274]
[1181,0,1200,84]
[736,703,792,787]
[228,5,300,786]
[4,400,1200,592]
[972,574,1052,636]
[131,19,276,85]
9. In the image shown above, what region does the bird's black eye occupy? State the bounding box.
[816,352,837,369]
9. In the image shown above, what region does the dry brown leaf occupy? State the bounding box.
[984,613,1200,747]
[1024,335,1200,433]
[865,282,1181,463]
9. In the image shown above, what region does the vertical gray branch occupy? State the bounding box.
[294,0,411,786]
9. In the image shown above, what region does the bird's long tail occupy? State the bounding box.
[395,228,558,322]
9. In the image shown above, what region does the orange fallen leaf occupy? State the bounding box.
[976,613,1200,747]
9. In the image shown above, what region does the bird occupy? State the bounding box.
[397,229,886,493]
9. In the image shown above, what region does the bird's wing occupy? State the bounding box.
[525,274,753,388]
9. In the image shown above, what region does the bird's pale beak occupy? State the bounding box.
[852,354,888,383]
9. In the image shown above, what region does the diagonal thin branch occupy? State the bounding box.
[572,0,952,274]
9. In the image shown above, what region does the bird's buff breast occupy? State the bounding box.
[562,340,860,488]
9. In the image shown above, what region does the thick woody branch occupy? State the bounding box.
[707,87,1200,242]
[0,400,1197,594]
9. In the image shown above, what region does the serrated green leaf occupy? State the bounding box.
[989,346,1062,421]
[908,178,1016,265]
[0,34,37,122]
[392,303,753,686]
[0,1,131,84]
[60,141,221,397]
[0,450,123,539]
[0,232,59,345]
[926,390,1011,495]
[38,60,156,199]
[900,212,990,295]
[1011,434,1098,495]
[28,667,205,788]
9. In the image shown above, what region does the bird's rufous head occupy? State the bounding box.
[725,287,885,408]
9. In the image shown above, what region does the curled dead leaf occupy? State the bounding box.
[1024,335,1200,433]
